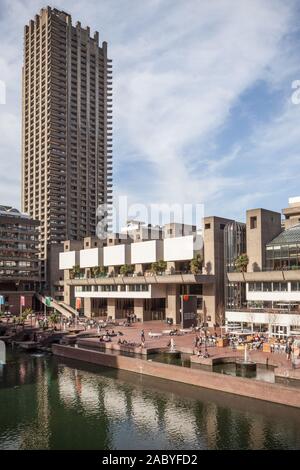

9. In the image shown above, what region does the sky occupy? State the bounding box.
[1,0,300,226]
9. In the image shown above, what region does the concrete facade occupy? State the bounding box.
[21,7,112,284]
[203,216,234,325]
[246,208,281,272]
[59,222,215,325]
[225,198,300,338]
[0,206,40,315]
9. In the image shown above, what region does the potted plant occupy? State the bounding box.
[150,260,167,275]
[120,264,135,276]
[91,266,107,278]
[70,264,81,279]
[190,254,203,274]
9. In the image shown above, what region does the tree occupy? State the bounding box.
[216,302,225,329]
[151,260,167,275]
[120,264,134,276]
[235,253,249,273]
[23,307,34,319]
[190,254,203,274]
[49,311,60,328]
[90,266,107,278]
[70,265,81,279]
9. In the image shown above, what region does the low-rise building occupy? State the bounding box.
[225,198,300,338]
[59,221,220,324]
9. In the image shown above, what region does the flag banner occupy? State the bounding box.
[0,295,4,305]
[45,297,52,307]
[76,298,81,310]
[20,296,25,307]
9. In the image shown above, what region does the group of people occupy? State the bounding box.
[99,329,119,343]
[269,339,293,360]
[193,334,210,358]
[126,313,137,324]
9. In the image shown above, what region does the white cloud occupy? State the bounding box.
[0,0,299,221]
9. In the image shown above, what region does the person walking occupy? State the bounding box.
[286,342,292,361]
[141,329,146,349]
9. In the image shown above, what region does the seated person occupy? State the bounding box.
[103,335,111,342]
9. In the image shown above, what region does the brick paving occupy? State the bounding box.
[73,320,294,371]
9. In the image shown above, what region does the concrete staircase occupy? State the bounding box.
[36,294,76,319]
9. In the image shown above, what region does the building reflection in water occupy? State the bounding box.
[1,352,300,450]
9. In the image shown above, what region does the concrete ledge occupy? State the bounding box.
[77,338,163,355]
[52,344,300,408]
[190,354,286,369]
[275,367,300,388]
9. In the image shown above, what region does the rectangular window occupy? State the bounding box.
[205,223,211,230]
[263,282,272,292]
[250,216,257,229]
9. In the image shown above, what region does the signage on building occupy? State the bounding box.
[181,295,197,328]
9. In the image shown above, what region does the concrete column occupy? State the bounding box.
[202,283,216,326]
[167,261,176,274]
[107,298,116,320]
[166,284,180,324]
[84,297,92,318]
[135,264,143,275]
[108,266,115,275]
[134,298,144,322]
[64,269,75,309]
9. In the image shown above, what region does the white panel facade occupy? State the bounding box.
[80,248,102,268]
[59,251,78,270]
[247,291,300,302]
[131,240,163,264]
[226,310,300,327]
[163,235,194,261]
[103,244,131,266]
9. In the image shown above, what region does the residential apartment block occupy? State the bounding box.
[0,206,40,314]
[21,7,112,285]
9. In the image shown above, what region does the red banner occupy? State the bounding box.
[20,295,25,307]
[75,298,81,310]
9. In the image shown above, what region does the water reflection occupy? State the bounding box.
[0,350,300,449]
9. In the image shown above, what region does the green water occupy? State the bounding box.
[0,349,300,450]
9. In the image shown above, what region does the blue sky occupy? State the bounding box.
[1,0,300,224]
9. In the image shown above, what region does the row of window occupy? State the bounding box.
[248,282,300,292]
[76,284,149,293]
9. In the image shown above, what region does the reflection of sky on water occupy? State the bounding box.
[103,387,127,420]
[58,368,77,406]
